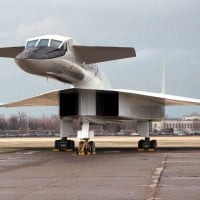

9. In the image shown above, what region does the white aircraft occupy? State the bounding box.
[0,34,200,155]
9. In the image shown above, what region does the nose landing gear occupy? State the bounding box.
[77,139,96,155]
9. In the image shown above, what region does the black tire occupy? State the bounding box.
[71,140,75,151]
[150,140,157,151]
[89,141,95,154]
[138,139,144,149]
[67,140,75,151]
[143,137,151,151]
[84,143,89,155]
[54,140,60,149]
[59,140,68,151]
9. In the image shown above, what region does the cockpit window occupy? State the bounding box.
[25,37,67,52]
[26,39,38,48]
[50,39,62,48]
[37,39,49,47]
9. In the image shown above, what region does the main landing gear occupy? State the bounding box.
[137,137,157,152]
[137,121,157,152]
[54,120,96,155]
[76,121,96,155]
[53,137,75,152]
[77,139,96,156]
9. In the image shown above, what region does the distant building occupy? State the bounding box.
[182,115,200,121]
[152,114,200,134]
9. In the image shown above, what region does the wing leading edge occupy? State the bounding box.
[1,88,200,108]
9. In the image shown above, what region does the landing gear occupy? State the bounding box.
[137,121,157,152]
[150,139,157,151]
[53,137,75,152]
[77,139,96,156]
[137,137,157,152]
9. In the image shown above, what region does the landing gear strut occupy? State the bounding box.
[138,137,157,152]
[53,137,75,152]
[77,139,96,155]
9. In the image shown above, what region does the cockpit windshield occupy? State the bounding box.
[26,39,38,48]
[26,38,64,49]
[23,35,69,59]
[38,39,49,47]
[50,39,62,48]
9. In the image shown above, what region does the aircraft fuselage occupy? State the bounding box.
[14,35,111,89]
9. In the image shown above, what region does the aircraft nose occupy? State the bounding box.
[16,48,34,59]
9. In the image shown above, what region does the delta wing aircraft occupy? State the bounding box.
[0,34,200,155]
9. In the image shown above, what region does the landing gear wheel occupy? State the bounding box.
[54,140,60,150]
[84,143,89,155]
[137,138,157,152]
[77,141,87,155]
[79,141,85,151]
[143,137,151,151]
[88,141,96,155]
[67,140,75,151]
[77,140,96,155]
[150,140,157,151]
[138,139,144,149]
[53,138,75,152]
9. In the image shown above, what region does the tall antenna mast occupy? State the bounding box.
[161,63,166,94]
[161,63,166,132]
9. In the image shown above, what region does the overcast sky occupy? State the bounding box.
[0,0,200,117]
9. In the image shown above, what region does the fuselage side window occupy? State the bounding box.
[37,39,49,47]
[50,39,62,48]
[26,40,38,48]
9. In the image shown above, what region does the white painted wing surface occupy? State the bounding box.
[1,88,200,107]
[0,90,60,107]
[114,89,200,106]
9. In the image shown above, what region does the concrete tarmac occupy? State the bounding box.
[0,137,200,200]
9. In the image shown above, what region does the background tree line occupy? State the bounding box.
[0,112,137,135]
[0,112,59,131]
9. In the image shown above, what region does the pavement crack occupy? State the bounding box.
[149,153,168,200]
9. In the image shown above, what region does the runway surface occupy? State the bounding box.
[0,137,199,200]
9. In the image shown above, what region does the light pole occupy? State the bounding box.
[26,116,29,137]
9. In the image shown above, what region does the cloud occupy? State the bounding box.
[168,48,200,58]
[136,48,163,61]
